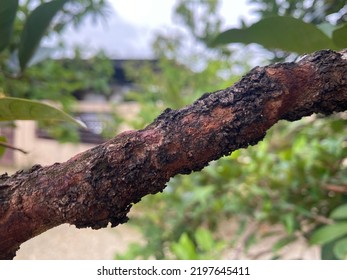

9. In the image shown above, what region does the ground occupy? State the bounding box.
[15,224,141,260]
[14,222,320,260]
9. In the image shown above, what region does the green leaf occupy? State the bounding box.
[333,237,347,260]
[282,213,296,235]
[321,239,339,260]
[330,204,347,220]
[0,97,81,126]
[310,223,347,245]
[18,0,68,70]
[195,228,214,251]
[332,23,347,49]
[0,0,19,53]
[273,235,297,252]
[0,136,7,157]
[212,16,336,54]
[171,233,197,260]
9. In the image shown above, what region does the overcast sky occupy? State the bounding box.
[62,0,256,59]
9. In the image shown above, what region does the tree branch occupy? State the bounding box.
[1,49,347,259]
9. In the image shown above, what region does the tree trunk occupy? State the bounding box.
[1,49,347,259]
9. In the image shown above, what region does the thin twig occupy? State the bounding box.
[323,184,347,194]
[0,141,28,154]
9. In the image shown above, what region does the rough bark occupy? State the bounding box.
[1,49,347,259]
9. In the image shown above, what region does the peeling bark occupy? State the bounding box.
[1,49,347,259]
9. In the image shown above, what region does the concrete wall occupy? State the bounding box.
[14,120,94,168]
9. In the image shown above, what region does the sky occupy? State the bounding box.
[62,0,256,59]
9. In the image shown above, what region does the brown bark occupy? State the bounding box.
[1,49,347,259]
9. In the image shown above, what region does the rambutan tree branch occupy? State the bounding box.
[1,49,347,259]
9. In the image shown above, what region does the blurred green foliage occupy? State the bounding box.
[117,0,347,260]
[1,50,112,107]
[0,0,113,143]
[213,0,347,62]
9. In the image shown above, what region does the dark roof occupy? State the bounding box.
[111,59,158,85]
